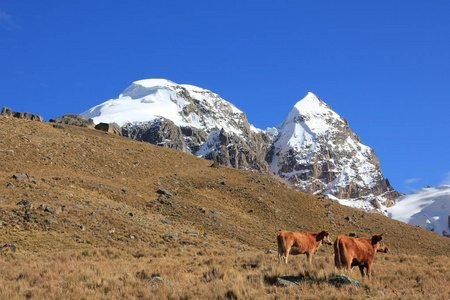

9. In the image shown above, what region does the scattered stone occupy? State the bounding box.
[53,124,65,129]
[166,232,179,240]
[13,174,29,180]
[55,206,68,214]
[275,275,306,287]
[200,208,206,213]
[186,229,199,237]
[39,204,53,213]
[7,183,14,188]
[349,232,360,238]
[72,236,84,243]
[17,199,31,207]
[221,181,227,185]
[210,210,220,216]
[329,274,362,288]
[157,189,172,197]
[203,233,211,238]
[248,209,254,213]
[266,250,277,255]
[78,225,85,231]
[147,276,173,287]
[121,188,127,193]
[0,243,17,252]
[46,219,57,224]
[160,218,172,225]
[129,235,136,239]
[26,212,37,219]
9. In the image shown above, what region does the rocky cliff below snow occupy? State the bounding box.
[81,79,401,211]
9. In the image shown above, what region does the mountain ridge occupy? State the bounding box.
[81,79,401,211]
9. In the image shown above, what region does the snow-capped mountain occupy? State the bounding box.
[82,79,273,173]
[387,185,450,236]
[81,79,400,210]
[266,92,401,209]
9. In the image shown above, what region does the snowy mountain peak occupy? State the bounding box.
[268,93,400,209]
[82,78,247,134]
[132,78,178,88]
[294,92,329,112]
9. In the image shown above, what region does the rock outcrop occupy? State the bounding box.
[49,114,94,128]
[95,122,122,136]
[1,106,43,122]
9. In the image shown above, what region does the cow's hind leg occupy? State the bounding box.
[358,265,365,278]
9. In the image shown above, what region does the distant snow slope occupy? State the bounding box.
[387,185,450,235]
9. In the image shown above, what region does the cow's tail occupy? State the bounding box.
[334,238,342,269]
[276,232,285,263]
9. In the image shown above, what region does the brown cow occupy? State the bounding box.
[277,230,332,264]
[334,234,383,280]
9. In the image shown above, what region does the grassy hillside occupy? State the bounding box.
[1,116,449,299]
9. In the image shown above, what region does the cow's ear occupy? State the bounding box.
[372,234,383,245]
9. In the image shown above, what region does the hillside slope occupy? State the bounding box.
[1,116,448,256]
[1,116,450,299]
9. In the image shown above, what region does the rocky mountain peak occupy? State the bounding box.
[267,93,401,210]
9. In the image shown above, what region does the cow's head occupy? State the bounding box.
[317,230,333,245]
[371,234,383,249]
[377,245,390,253]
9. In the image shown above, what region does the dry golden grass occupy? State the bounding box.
[0,247,449,299]
[0,116,449,299]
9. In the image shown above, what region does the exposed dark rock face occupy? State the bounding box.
[49,114,94,128]
[122,118,188,153]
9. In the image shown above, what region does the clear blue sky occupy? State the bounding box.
[1,1,449,194]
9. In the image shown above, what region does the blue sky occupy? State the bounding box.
[1,1,449,194]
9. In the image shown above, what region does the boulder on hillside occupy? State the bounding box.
[49,114,94,128]
[95,122,122,136]
[1,106,43,122]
